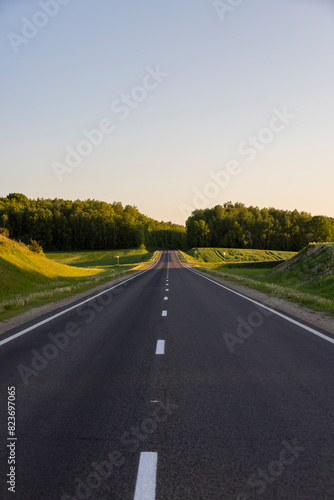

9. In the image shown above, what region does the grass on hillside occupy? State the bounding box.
[180,247,296,264]
[0,236,158,321]
[184,244,334,315]
[46,248,155,267]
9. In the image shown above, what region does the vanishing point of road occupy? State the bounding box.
[1,251,334,499]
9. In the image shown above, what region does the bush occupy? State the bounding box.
[28,239,44,254]
[0,227,10,238]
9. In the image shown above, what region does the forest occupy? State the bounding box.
[186,203,334,251]
[0,194,187,251]
[1,195,333,252]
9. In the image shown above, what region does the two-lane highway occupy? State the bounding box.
[1,251,334,499]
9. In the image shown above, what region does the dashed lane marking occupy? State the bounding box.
[155,340,165,355]
[134,452,158,500]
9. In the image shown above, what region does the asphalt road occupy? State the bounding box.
[0,250,334,499]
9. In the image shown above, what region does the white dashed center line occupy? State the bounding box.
[165,289,169,292]
[134,452,158,500]
[162,310,167,317]
[164,296,168,301]
[155,340,165,355]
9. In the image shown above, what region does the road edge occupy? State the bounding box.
[0,253,161,336]
[176,251,334,336]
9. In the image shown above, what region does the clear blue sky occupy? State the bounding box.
[1,0,333,224]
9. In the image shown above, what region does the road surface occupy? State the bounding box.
[0,250,334,499]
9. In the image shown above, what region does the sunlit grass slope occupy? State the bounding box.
[46,248,155,267]
[0,236,158,320]
[0,234,99,300]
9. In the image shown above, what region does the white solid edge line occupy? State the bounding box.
[0,252,163,348]
[134,452,158,500]
[175,251,334,346]
[155,340,165,355]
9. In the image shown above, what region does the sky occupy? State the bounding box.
[1,0,333,225]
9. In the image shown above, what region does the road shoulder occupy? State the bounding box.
[188,266,334,335]
[0,265,154,336]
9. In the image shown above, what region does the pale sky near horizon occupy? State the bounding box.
[1,0,333,225]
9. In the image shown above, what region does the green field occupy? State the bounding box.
[186,244,334,314]
[0,236,158,321]
[46,248,155,267]
[180,247,296,264]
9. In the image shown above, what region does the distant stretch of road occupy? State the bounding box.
[1,251,334,499]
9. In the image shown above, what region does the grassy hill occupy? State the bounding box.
[0,235,100,296]
[0,235,103,317]
[192,244,334,314]
[46,248,156,267]
[180,247,296,264]
[270,243,334,300]
[0,236,157,320]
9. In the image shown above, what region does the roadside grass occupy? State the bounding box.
[179,244,334,315]
[180,247,296,264]
[0,236,158,321]
[46,248,156,267]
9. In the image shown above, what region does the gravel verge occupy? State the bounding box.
[193,267,334,335]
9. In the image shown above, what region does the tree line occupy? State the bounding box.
[2,195,332,252]
[0,194,187,251]
[186,202,334,251]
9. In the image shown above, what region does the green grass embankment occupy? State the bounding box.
[179,245,334,314]
[47,248,156,267]
[0,235,158,321]
[180,247,296,264]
